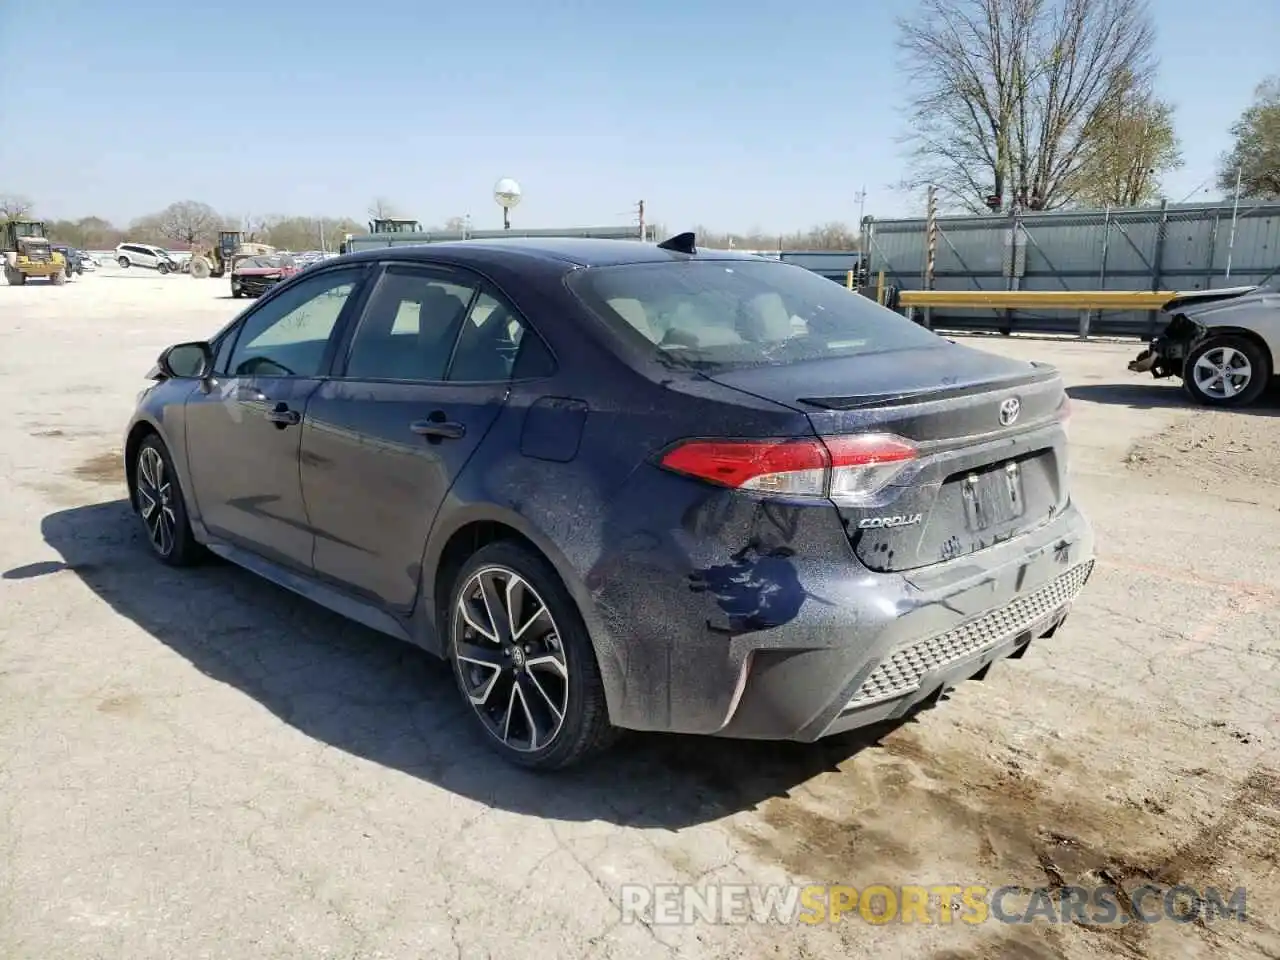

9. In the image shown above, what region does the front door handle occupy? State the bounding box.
[410,416,465,440]
[265,402,301,427]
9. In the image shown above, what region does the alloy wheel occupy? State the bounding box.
[136,446,176,557]
[1192,346,1252,400]
[452,566,569,752]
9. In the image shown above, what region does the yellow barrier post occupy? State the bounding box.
[876,270,885,305]
[846,270,854,291]
[897,290,1175,310]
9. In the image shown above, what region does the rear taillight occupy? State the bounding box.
[659,434,917,502]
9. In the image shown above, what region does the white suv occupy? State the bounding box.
[115,242,179,274]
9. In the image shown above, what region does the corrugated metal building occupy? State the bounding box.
[863,200,1280,336]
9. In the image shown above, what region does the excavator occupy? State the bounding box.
[186,231,276,279]
[2,219,69,285]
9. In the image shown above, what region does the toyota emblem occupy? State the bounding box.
[999,397,1021,426]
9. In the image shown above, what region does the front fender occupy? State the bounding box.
[124,382,201,526]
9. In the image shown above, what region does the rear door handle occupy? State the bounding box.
[265,402,301,427]
[410,418,465,440]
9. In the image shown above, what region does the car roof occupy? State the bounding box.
[339,236,764,270]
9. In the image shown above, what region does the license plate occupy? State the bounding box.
[961,461,1026,531]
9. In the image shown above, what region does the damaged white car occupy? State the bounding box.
[1129,273,1279,407]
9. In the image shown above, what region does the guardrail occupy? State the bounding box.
[888,289,1177,338]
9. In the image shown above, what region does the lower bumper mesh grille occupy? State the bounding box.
[845,561,1093,710]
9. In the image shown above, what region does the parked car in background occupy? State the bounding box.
[124,235,1094,770]
[1129,270,1279,407]
[51,244,87,276]
[115,242,181,274]
[230,252,299,298]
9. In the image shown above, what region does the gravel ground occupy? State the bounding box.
[1,268,1278,960]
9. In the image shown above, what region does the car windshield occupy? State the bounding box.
[566,258,942,371]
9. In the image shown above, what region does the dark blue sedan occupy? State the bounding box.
[122,234,1093,769]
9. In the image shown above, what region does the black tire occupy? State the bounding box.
[4,265,24,286]
[117,256,130,268]
[446,541,616,770]
[133,435,204,566]
[232,287,243,298]
[157,262,170,276]
[1183,335,1270,408]
[50,269,66,286]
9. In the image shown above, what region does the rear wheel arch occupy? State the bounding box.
[432,519,545,626]
[423,509,623,716]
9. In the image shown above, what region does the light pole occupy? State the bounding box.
[494,178,522,230]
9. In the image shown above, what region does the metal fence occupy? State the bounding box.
[864,200,1280,337]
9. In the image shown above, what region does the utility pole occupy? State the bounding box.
[636,200,646,241]
[855,186,867,231]
[922,185,938,328]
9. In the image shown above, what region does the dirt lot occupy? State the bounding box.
[1,269,1278,960]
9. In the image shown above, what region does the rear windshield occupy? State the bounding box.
[566,258,941,370]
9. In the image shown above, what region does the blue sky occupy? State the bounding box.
[1,0,1275,232]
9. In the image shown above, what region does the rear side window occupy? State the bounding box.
[566,259,941,371]
[344,267,477,381]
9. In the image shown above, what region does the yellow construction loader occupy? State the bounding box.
[187,231,276,279]
[2,219,68,285]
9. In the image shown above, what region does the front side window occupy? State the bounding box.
[566,259,943,371]
[227,267,364,378]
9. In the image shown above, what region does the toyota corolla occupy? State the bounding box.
[123,234,1094,769]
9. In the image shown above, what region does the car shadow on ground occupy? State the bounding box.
[8,499,904,830]
[1068,380,1280,416]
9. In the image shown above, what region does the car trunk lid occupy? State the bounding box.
[705,342,1070,572]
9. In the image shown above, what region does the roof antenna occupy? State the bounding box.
[657,231,697,255]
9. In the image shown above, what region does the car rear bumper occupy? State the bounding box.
[594,494,1094,740]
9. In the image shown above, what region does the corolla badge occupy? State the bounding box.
[999,397,1021,426]
[858,514,923,529]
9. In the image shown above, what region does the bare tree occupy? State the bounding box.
[898,0,1158,212]
[1218,76,1280,200]
[148,200,222,248]
[0,194,35,220]
[694,222,860,251]
[803,222,861,249]
[47,216,123,249]
[261,215,366,251]
[1071,83,1183,207]
[239,213,270,243]
[367,197,403,220]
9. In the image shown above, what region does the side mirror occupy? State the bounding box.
[157,341,213,379]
